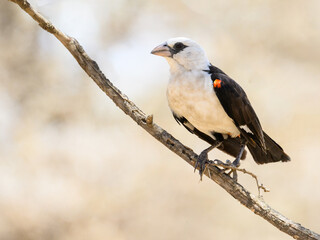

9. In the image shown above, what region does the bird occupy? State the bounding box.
[151,37,290,179]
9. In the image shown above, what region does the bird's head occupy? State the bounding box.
[151,37,210,71]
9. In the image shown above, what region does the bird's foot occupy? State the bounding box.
[194,144,218,180]
[212,144,245,181]
[212,158,241,181]
[194,151,210,181]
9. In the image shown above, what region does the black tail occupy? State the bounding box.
[247,131,290,164]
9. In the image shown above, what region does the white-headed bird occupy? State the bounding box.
[151,37,290,179]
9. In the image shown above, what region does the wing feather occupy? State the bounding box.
[209,66,266,151]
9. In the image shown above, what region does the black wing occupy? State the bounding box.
[208,65,266,151]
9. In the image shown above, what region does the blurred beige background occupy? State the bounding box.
[1,0,320,239]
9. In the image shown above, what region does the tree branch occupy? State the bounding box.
[8,1,320,239]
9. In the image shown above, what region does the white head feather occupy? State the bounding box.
[164,37,210,71]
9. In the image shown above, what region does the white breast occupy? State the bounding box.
[167,70,240,138]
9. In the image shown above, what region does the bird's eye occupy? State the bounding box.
[173,42,186,51]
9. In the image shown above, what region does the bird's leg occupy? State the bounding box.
[211,142,247,181]
[232,143,246,167]
[228,143,247,180]
[212,144,246,169]
[195,142,221,180]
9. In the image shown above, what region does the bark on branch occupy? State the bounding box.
[8,0,320,239]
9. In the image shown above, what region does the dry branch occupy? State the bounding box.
[8,1,320,239]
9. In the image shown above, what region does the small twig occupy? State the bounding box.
[146,115,153,125]
[206,161,270,196]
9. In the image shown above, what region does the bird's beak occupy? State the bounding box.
[151,43,172,57]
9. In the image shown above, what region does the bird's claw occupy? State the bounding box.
[194,151,210,180]
[212,159,231,168]
[212,158,240,181]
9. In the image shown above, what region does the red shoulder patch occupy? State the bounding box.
[213,79,222,88]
